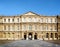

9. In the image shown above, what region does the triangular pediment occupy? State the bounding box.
[23,11,38,15]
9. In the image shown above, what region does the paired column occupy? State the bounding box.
[22,32,24,39]
[49,33,50,40]
[32,32,34,40]
[53,33,55,40]
[26,33,28,40]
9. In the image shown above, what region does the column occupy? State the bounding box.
[37,33,40,40]
[32,32,34,40]
[21,32,24,39]
[26,33,28,40]
[49,33,50,40]
[53,33,55,40]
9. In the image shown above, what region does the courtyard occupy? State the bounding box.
[0,40,60,47]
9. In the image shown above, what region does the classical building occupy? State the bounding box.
[0,11,60,40]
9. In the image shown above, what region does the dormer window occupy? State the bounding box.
[8,19,10,22]
[12,18,14,22]
[4,19,6,22]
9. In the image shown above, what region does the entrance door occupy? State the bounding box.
[28,33,32,40]
[24,33,26,40]
[34,33,37,39]
[24,35,26,40]
[34,35,37,39]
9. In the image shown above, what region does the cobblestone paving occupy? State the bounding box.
[0,40,60,47]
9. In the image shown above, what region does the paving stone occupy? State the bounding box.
[0,40,60,47]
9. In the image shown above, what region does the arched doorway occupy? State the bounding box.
[28,33,32,40]
[34,33,37,39]
[24,33,26,40]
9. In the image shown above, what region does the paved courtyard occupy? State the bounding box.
[0,40,60,47]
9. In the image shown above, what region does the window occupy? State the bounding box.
[29,17,32,22]
[55,18,57,22]
[12,18,14,22]
[4,32,6,38]
[55,33,58,38]
[17,18,19,22]
[46,18,48,23]
[17,25,20,30]
[4,25,6,30]
[29,25,32,30]
[8,19,10,22]
[40,25,43,31]
[12,33,14,38]
[8,32,10,37]
[46,33,49,38]
[51,18,52,23]
[8,25,10,30]
[35,25,37,30]
[41,18,43,23]
[54,26,57,30]
[4,19,6,22]
[50,25,52,31]
[51,33,53,38]
[12,25,14,31]
[46,25,48,30]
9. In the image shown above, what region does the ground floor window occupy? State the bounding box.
[55,33,58,38]
[51,33,53,38]
[46,33,49,38]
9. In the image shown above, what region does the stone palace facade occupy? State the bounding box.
[0,11,60,40]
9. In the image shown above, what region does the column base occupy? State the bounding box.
[32,38,34,40]
[26,38,28,40]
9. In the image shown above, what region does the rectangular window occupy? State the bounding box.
[41,18,43,23]
[17,25,20,30]
[46,25,48,31]
[17,18,19,22]
[50,25,52,31]
[46,18,48,23]
[12,18,14,22]
[4,25,6,30]
[51,18,52,23]
[29,25,32,30]
[8,25,10,30]
[35,25,37,30]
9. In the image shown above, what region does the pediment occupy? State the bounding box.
[23,11,38,15]
[21,11,41,17]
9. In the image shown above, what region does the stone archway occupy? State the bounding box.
[24,33,26,40]
[34,33,37,40]
[28,33,32,40]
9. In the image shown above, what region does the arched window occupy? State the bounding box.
[55,33,58,38]
[4,32,6,38]
[12,18,14,22]
[51,33,53,38]
[46,33,49,38]
[12,33,14,38]
[8,19,10,22]
[8,32,10,38]
[4,19,6,22]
